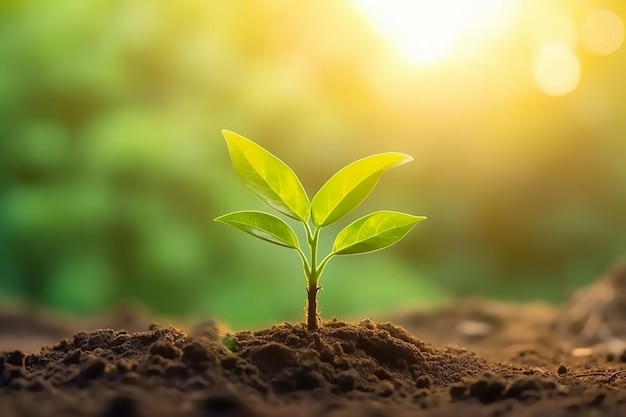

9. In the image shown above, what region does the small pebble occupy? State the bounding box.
[415,375,432,389]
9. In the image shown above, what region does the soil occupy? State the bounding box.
[3,262,626,416]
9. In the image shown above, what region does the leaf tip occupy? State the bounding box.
[222,130,250,145]
[221,129,236,141]
[398,152,414,164]
[411,215,427,224]
[213,214,227,222]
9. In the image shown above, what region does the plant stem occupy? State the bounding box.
[301,224,337,331]
[295,247,311,276]
[304,224,320,330]
[306,278,319,331]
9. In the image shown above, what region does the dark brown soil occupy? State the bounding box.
[3,262,626,416]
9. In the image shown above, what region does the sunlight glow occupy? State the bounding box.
[532,12,577,48]
[532,42,581,96]
[581,9,625,56]
[351,0,520,66]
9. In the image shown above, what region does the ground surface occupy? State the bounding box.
[2,263,626,416]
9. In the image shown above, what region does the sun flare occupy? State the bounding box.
[352,0,520,66]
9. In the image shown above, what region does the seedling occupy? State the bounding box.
[215,130,426,330]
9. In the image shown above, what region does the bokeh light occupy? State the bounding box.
[581,9,625,56]
[532,42,581,96]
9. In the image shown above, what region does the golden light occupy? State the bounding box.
[532,12,577,48]
[532,42,581,96]
[581,9,625,56]
[351,0,520,66]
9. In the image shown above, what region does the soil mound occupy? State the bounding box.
[2,313,626,416]
[234,319,493,394]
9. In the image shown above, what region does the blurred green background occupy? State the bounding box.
[1,0,625,330]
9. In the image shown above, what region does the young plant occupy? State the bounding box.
[214,130,426,330]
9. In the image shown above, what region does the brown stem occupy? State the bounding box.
[306,283,319,331]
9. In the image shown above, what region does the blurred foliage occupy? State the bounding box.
[1,0,625,329]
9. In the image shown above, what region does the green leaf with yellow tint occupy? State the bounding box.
[332,211,425,255]
[222,130,310,221]
[311,153,413,227]
[214,210,299,249]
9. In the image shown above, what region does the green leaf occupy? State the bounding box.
[332,211,425,255]
[222,130,310,222]
[222,335,236,351]
[311,153,413,227]
[214,210,300,249]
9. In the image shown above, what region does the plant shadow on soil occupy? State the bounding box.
[2,262,626,416]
